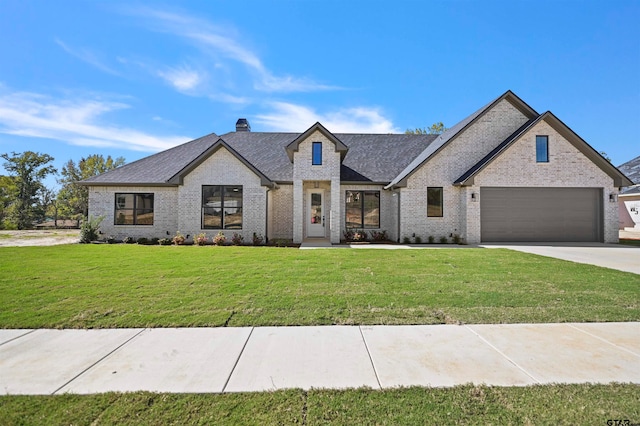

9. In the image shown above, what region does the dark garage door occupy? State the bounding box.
[480,187,603,242]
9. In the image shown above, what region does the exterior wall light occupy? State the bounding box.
[471,192,478,202]
[609,193,618,202]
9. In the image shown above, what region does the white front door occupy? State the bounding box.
[307,190,325,237]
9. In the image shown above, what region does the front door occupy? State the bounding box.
[307,190,325,237]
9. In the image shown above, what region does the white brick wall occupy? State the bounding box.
[178,147,267,242]
[291,131,342,243]
[470,120,618,243]
[87,185,178,240]
[401,99,529,242]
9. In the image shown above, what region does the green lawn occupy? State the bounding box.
[0,384,638,425]
[1,245,638,328]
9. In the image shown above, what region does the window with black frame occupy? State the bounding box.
[114,193,154,225]
[345,190,380,228]
[427,187,443,217]
[202,185,243,229]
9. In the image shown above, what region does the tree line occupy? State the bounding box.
[0,151,125,230]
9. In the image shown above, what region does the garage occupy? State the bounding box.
[480,187,603,242]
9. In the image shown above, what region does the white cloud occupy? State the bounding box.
[0,89,190,152]
[125,7,339,94]
[157,65,204,92]
[55,38,121,76]
[255,102,400,133]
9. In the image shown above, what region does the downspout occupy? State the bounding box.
[395,187,401,243]
[265,187,271,244]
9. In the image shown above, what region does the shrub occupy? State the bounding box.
[213,231,226,246]
[414,236,422,244]
[452,234,462,244]
[439,236,448,244]
[172,232,186,245]
[271,238,291,247]
[369,230,388,242]
[402,236,411,244]
[428,235,435,244]
[150,237,160,245]
[136,237,149,245]
[344,229,367,242]
[79,215,104,243]
[123,236,136,244]
[105,236,115,244]
[158,238,172,246]
[195,233,208,246]
[252,232,264,246]
[231,233,244,245]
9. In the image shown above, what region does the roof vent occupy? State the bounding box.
[235,118,251,132]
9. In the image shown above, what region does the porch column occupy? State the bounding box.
[330,177,341,244]
[293,179,303,243]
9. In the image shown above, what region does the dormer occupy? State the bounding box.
[286,122,348,181]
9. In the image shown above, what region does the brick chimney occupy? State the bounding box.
[235,118,251,132]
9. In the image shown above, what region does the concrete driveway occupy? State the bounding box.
[481,243,640,274]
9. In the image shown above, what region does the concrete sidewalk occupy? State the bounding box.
[1,323,638,395]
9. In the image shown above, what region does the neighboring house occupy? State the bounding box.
[82,90,633,244]
[618,155,640,229]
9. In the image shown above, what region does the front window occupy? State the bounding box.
[312,142,322,165]
[536,135,549,162]
[202,185,243,229]
[427,187,443,217]
[345,190,380,228]
[115,193,154,225]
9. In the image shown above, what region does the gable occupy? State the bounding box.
[285,122,348,162]
[385,90,538,189]
[169,138,275,187]
[456,112,633,187]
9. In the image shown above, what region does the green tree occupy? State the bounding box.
[405,122,448,135]
[0,175,18,229]
[599,151,612,163]
[1,151,57,229]
[57,154,125,220]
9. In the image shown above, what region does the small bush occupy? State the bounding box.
[402,236,411,244]
[231,233,244,245]
[452,234,461,244]
[369,230,388,242]
[150,237,160,245]
[158,238,172,246]
[79,215,104,244]
[344,229,368,242]
[213,231,226,246]
[428,235,435,244]
[252,232,264,246]
[136,237,149,245]
[195,233,208,246]
[439,236,448,244]
[172,232,186,245]
[414,236,422,244]
[270,238,293,247]
[123,236,135,244]
[105,236,115,244]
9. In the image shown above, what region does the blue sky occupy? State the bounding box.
[1,0,638,189]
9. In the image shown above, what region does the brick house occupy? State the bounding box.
[82,91,632,244]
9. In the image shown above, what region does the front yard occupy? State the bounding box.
[1,245,638,328]
[1,244,639,424]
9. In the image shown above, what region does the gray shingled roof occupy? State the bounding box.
[82,132,219,185]
[83,130,438,185]
[619,155,640,185]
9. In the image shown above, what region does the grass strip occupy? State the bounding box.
[0,384,638,425]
